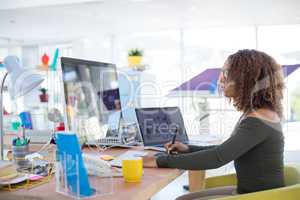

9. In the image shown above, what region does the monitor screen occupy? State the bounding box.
[61,57,121,139]
[135,107,189,146]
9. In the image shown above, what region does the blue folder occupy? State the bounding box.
[56,133,94,197]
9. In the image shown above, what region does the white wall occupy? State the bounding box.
[72,37,112,63]
[21,45,39,68]
[7,47,22,58]
[0,48,8,61]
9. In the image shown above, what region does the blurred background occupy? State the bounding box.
[0,0,300,163]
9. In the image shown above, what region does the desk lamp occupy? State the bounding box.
[0,56,44,160]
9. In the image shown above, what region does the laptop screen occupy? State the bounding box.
[135,107,189,146]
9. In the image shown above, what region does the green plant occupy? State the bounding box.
[128,48,144,57]
[39,88,47,94]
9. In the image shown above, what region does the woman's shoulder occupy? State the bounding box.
[245,109,281,124]
[238,112,282,134]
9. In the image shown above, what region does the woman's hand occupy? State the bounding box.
[142,155,158,168]
[164,141,189,154]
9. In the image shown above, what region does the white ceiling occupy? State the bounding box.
[1,0,300,45]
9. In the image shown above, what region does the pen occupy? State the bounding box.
[168,128,178,154]
[171,132,177,145]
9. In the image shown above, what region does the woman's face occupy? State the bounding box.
[218,61,236,97]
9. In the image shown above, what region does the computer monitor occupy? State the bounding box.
[61,57,121,139]
[135,107,189,147]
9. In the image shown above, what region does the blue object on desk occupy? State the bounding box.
[56,133,93,197]
[19,111,33,129]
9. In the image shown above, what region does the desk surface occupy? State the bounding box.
[0,147,183,200]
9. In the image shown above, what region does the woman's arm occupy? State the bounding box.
[156,118,271,170]
[187,145,217,153]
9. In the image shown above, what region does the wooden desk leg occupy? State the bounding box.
[188,170,206,192]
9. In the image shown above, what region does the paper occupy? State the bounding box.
[25,152,43,161]
[109,150,147,167]
[100,155,115,161]
[0,174,27,185]
[28,174,44,181]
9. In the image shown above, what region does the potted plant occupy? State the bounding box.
[39,88,48,102]
[128,48,144,67]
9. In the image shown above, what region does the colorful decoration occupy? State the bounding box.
[39,88,48,102]
[42,54,50,65]
[55,122,65,131]
[50,48,59,71]
[128,48,144,69]
[19,111,33,130]
[39,53,50,71]
[38,48,59,71]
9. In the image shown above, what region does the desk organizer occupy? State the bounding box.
[55,152,113,199]
[12,144,30,170]
[0,158,54,192]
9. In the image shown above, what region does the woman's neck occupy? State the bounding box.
[245,108,280,123]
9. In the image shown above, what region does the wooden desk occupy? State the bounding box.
[0,148,183,200]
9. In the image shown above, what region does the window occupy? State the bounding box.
[259,25,300,153]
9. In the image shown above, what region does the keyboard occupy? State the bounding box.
[95,137,122,146]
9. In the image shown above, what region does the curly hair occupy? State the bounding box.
[226,49,284,118]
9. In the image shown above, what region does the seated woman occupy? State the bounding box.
[143,49,285,200]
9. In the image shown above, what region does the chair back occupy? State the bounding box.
[284,164,300,186]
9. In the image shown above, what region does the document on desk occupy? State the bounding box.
[0,174,28,185]
[109,150,147,167]
[83,153,122,177]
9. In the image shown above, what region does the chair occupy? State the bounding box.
[206,164,300,200]
[182,164,300,200]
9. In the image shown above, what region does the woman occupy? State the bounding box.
[143,49,285,199]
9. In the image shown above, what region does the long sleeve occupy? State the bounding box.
[156,118,272,170]
[187,145,217,153]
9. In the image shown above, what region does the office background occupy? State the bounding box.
[0,0,300,170]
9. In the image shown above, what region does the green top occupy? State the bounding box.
[156,117,285,194]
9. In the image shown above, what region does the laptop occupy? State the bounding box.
[135,107,190,148]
